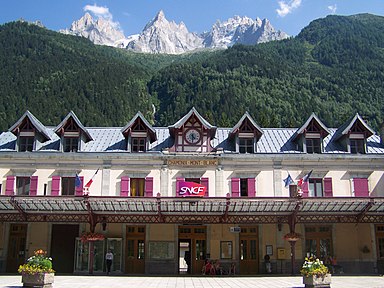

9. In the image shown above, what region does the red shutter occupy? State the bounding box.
[201,178,209,197]
[5,176,15,195]
[145,177,153,197]
[120,176,129,197]
[231,178,240,197]
[51,176,60,196]
[30,176,38,196]
[247,178,256,197]
[75,176,84,196]
[323,177,333,197]
[176,178,184,196]
[301,181,309,198]
[353,178,369,197]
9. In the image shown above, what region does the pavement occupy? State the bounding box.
[1,275,384,288]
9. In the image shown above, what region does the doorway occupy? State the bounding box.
[178,226,206,274]
[376,225,384,274]
[239,226,259,274]
[125,225,145,274]
[6,224,27,273]
[51,224,79,273]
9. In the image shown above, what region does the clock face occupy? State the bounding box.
[185,129,201,144]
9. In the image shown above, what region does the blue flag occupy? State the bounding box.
[283,173,294,188]
[75,174,81,188]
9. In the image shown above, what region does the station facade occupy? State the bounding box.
[0,108,383,275]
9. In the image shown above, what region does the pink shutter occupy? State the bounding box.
[75,176,84,196]
[323,177,333,197]
[30,176,38,196]
[354,178,369,197]
[145,177,153,197]
[51,176,60,196]
[200,178,209,197]
[231,178,240,197]
[247,178,256,197]
[176,178,184,196]
[120,176,129,197]
[5,176,15,195]
[301,181,309,198]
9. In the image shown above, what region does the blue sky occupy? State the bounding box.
[1,0,384,37]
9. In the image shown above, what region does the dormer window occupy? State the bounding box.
[239,138,254,153]
[132,138,146,152]
[306,137,321,154]
[18,119,35,152]
[62,119,80,152]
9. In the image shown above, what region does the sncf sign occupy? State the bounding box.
[178,181,206,197]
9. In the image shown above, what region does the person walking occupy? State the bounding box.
[105,250,113,275]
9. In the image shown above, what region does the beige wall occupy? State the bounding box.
[149,224,174,241]
[209,224,236,260]
[28,223,49,257]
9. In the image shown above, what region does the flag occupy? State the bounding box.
[283,173,294,188]
[83,168,100,193]
[75,174,81,188]
[298,170,313,187]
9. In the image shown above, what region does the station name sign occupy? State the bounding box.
[168,159,218,166]
[178,181,206,197]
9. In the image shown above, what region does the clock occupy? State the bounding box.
[185,129,201,144]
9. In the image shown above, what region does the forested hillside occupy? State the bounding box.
[0,14,383,132]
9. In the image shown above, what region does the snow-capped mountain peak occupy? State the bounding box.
[61,11,288,54]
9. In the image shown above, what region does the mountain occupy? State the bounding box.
[203,16,288,48]
[61,11,288,54]
[126,10,203,54]
[60,12,126,46]
[0,14,383,132]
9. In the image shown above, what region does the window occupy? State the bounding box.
[19,136,34,152]
[239,138,253,153]
[64,137,78,152]
[309,179,323,197]
[306,138,321,153]
[350,139,365,154]
[240,179,248,196]
[130,178,145,196]
[61,177,75,195]
[132,138,146,152]
[305,226,332,261]
[16,177,30,195]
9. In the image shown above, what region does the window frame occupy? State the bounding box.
[130,178,145,197]
[19,136,34,152]
[306,138,321,154]
[16,176,31,195]
[64,137,79,152]
[350,139,365,154]
[61,177,76,196]
[239,138,254,153]
[309,178,324,197]
[132,137,146,152]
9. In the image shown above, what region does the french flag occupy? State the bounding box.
[298,170,313,188]
[83,168,99,194]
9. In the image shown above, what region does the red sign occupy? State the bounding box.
[178,181,206,197]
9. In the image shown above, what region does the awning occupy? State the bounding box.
[1,195,383,224]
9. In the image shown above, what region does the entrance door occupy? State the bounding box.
[304,226,332,261]
[178,226,206,274]
[6,224,27,272]
[51,224,79,273]
[376,225,384,274]
[126,226,145,274]
[239,226,259,274]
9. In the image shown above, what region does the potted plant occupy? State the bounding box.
[283,232,302,242]
[18,249,55,288]
[80,231,105,242]
[300,257,331,288]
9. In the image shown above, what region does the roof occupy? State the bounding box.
[120,111,157,143]
[229,112,263,139]
[168,107,217,138]
[8,110,51,141]
[292,113,331,141]
[54,111,93,142]
[334,113,375,141]
[1,196,383,224]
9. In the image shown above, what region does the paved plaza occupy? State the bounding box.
[0,275,383,288]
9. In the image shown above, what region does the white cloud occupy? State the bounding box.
[83,4,121,30]
[328,4,337,14]
[276,0,302,17]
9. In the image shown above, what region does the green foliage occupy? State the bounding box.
[18,249,54,275]
[1,15,384,132]
[300,257,329,277]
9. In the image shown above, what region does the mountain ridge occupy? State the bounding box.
[61,10,288,54]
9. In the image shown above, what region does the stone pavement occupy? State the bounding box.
[0,275,383,288]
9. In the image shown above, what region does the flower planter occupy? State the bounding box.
[21,272,54,288]
[303,273,331,288]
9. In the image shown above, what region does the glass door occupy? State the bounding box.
[74,239,105,273]
[6,224,27,273]
[107,238,122,273]
[126,226,145,274]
